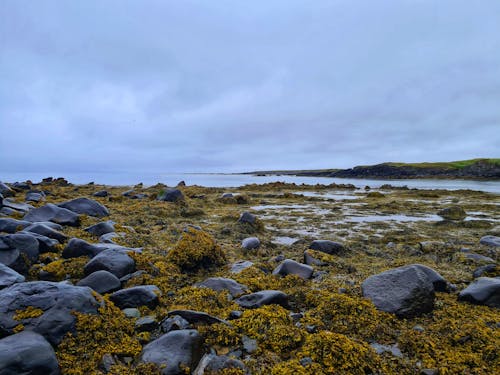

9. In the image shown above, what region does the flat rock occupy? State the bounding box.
[0,331,60,375]
[480,235,500,247]
[140,329,202,375]
[76,270,121,294]
[157,189,184,202]
[0,263,25,289]
[272,259,313,279]
[84,221,115,237]
[24,203,80,226]
[458,277,500,308]
[196,277,248,297]
[0,281,100,345]
[235,290,289,309]
[230,260,254,274]
[0,218,31,233]
[23,223,67,243]
[25,191,45,203]
[84,249,136,278]
[241,237,260,250]
[309,240,345,255]
[58,197,109,217]
[109,285,160,309]
[2,199,34,213]
[362,264,436,318]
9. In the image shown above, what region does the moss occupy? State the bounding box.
[42,257,88,281]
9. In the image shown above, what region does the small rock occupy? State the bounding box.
[230,260,254,274]
[196,277,248,297]
[84,221,115,237]
[235,290,289,309]
[473,264,498,278]
[109,285,160,309]
[25,191,45,202]
[161,315,190,333]
[0,182,14,197]
[76,270,121,294]
[370,343,403,358]
[157,189,184,202]
[194,353,249,375]
[272,259,314,279]
[93,190,109,197]
[122,308,141,318]
[464,253,495,264]
[0,218,31,233]
[83,249,136,278]
[23,223,67,243]
[242,335,258,354]
[309,240,345,255]
[241,237,260,250]
[135,316,158,332]
[166,310,229,326]
[238,212,256,224]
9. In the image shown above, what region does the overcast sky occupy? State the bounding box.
[1,0,499,176]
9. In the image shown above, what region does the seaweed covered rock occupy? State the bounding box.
[362,264,436,318]
[309,240,345,255]
[0,263,25,289]
[166,227,226,272]
[272,259,314,279]
[83,249,136,278]
[76,270,121,294]
[109,285,160,309]
[437,206,466,220]
[0,331,60,375]
[157,188,184,202]
[0,218,31,233]
[235,290,289,309]
[84,220,115,237]
[24,203,80,226]
[58,197,109,217]
[0,281,100,345]
[458,277,500,308]
[196,277,248,297]
[140,329,203,374]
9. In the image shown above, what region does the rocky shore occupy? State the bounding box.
[0,178,499,374]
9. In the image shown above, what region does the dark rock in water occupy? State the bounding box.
[194,353,249,375]
[135,316,158,332]
[458,277,500,308]
[0,233,39,274]
[362,264,436,318]
[0,281,100,345]
[480,235,500,247]
[196,277,248,297]
[157,189,184,202]
[235,290,289,309]
[84,249,136,278]
[0,218,31,233]
[62,238,104,258]
[84,221,115,237]
[0,182,14,197]
[230,260,254,274]
[24,203,80,226]
[2,199,34,213]
[0,263,25,289]
[238,212,256,224]
[161,315,190,333]
[241,237,260,250]
[25,191,45,203]
[76,270,121,294]
[166,310,229,326]
[272,259,314,279]
[109,285,160,309]
[473,264,498,278]
[437,206,466,221]
[0,331,60,375]
[309,240,345,255]
[58,197,109,217]
[93,190,109,197]
[140,329,202,375]
[23,223,67,243]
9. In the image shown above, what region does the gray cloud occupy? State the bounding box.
[1,0,499,178]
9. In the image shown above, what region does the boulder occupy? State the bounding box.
[230,260,254,274]
[0,183,14,197]
[241,237,260,250]
[458,277,500,308]
[410,264,448,292]
[2,199,34,214]
[83,249,135,278]
[437,206,466,220]
[84,221,115,237]
[62,238,104,258]
[76,270,121,294]
[24,204,80,226]
[272,259,314,279]
[58,198,109,217]
[0,233,39,274]
[109,285,160,309]
[196,277,248,297]
[362,265,436,318]
[309,240,345,255]
[480,235,500,247]
[23,223,67,243]
[0,218,31,233]
[238,212,256,224]
[157,189,184,202]
[0,331,60,375]
[0,263,25,289]
[25,191,45,203]
[0,281,100,345]
[235,290,289,309]
[140,329,202,375]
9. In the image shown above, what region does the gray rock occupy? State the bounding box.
[196,277,248,297]
[0,207,16,216]
[161,315,190,333]
[84,221,115,237]
[76,270,121,294]
[62,238,104,258]
[309,240,345,255]
[473,264,498,278]
[458,277,500,308]
[135,316,158,332]
[238,212,256,224]
[0,233,39,274]
[58,197,109,217]
[235,290,289,309]
[230,260,254,274]
[410,264,448,292]
[157,189,184,202]
[0,331,60,375]
[303,250,327,266]
[273,259,314,280]
[362,265,436,318]
[166,310,229,326]
[25,232,59,253]
[0,218,31,233]
[122,308,141,318]
[464,253,495,264]
[437,206,466,220]
[194,354,249,375]
[109,285,160,309]
[93,190,109,197]
[99,232,122,244]
[0,281,100,345]
[241,237,260,250]
[0,183,14,197]
[84,249,136,278]
[242,335,258,353]
[23,223,67,243]
[0,263,25,289]
[370,343,403,358]
[24,203,80,226]
[10,182,31,191]
[25,191,45,203]
[2,199,34,213]
[140,329,202,375]
[480,235,500,247]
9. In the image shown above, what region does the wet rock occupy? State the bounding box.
[0,331,60,375]
[272,259,314,279]
[0,233,39,274]
[0,218,31,233]
[0,281,100,345]
[109,285,160,309]
[196,277,248,297]
[241,237,260,250]
[84,221,115,237]
[58,197,109,217]
[309,240,345,255]
[0,263,25,289]
[437,206,466,220]
[140,329,202,375]
[24,203,80,226]
[135,316,158,332]
[84,249,136,278]
[23,223,67,243]
[194,353,249,375]
[458,277,500,308]
[473,264,498,278]
[238,211,256,224]
[93,190,109,197]
[480,235,500,247]
[230,260,254,273]
[161,315,190,333]
[166,310,229,326]
[235,290,289,309]
[157,189,184,202]
[362,264,436,318]
[25,191,45,202]
[76,270,121,294]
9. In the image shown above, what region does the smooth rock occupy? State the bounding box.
[473,264,498,278]
[58,198,109,217]
[235,290,289,309]
[241,237,260,250]
[2,199,34,213]
[0,233,39,274]
[76,270,121,294]
[272,259,313,279]
[230,260,254,274]
[480,235,500,247]
[84,249,136,278]
[135,316,158,332]
[0,218,31,233]
[166,310,229,326]
[24,203,80,226]
[464,253,495,264]
[62,238,104,258]
[458,277,500,308]
[84,221,115,237]
[157,189,184,202]
[410,264,448,292]
[196,277,248,297]
[0,183,14,197]
[238,212,256,224]
[0,263,25,289]
[23,223,67,243]
[309,240,345,255]
[93,190,109,197]
[194,354,249,375]
[122,308,141,318]
[99,232,122,244]
[25,191,45,203]
[109,285,160,309]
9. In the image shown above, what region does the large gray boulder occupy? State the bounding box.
[362,265,436,318]
[157,189,184,203]
[109,285,160,309]
[24,204,80,226]
[272,259,313,279]
[140,329,202,375]
[25,191,46,203]
[410,264,448,292]
[480,235,500,247]
[0,233,39,274]
[0,263,25,289]
[0,331,60,375]
[196,277,248,297]
[83,249,135,278]
[76,270,121,294]
[1,199,34,214]
[235,290,289,309]
[309,240,345,255]
[458,277,500,308]
[58,198,109,217]
[0,281,100,345]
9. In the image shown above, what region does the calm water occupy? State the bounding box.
[2,172,500,194]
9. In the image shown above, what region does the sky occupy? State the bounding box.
[1,0,499,177]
